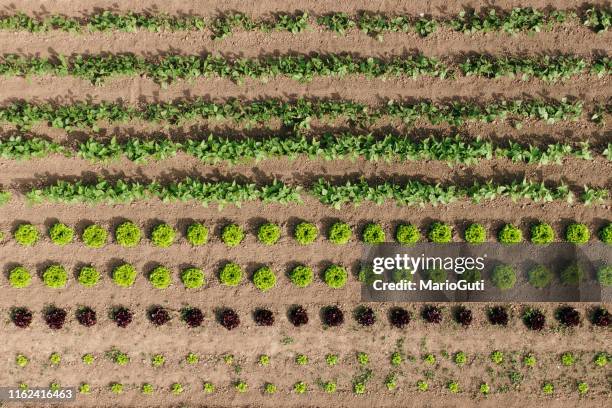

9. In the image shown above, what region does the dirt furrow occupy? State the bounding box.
[0,1,606,17]
[0,28,609,59]
[0,155,610,190]
[0,75,609,105]
[0,196,609,237]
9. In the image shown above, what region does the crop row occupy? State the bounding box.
[6,304,610,331]
[11,369,612,398]
[0,54,609,85]
[0,98,587,131]
[2,134,610,165]
[14,349,611,372]
[6,220,612,248]
[0,7,609,37]
[12,348,611,397]
[20,177,608,207]
[5,256,612,291]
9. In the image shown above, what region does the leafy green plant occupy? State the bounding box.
[599,223,612,244]
[148,265,172,289]
[43,264,68,288]
[110,383,123,394]
[597,265,612,286]
[221,224,244,247]
[565,223,590,244]
[425,268,447,283]
[464,223,486,244]
[289,265,313,287]
[151,354,165,368]
[295,354,309,365]
[15,354,28,367]
[561,352,575,366]
[542,382,554,395]
[454,351,467,366]
[498,224,523,244]
[79,384,91,394]
[584,8,611,32]
[8,266,31,288]
[447,380,460,393]
[219,262,243,286]
[480,383,490,395]
[13,224,39,246]
[530,222,554,244]
[115,221,141,247]
[82,354,95,365]
[423,354,436,365]
[150,223,175,247]
[357,352,369,365]
[528,265,553,288]
[324,264,348,288]
[112,263,137,287]
[491,264,517,290]
[49,222,74,245]
[490,351,504,364]
[390,351,402,366]
[462,268,482,283]
[185,352,199,365]
[203,382,214,393]
[577,381,589,395]
[107,349,130,366]
[141,383,154,395]
[181,267,205,288]
[235,380,248,393]
[323,381,336,393]
[49,352,61,365]
[0,190,10,206]
[328,221,352,244]
[560,262,584,285]
[353,382,366,394]
[523,353,537,367]
[396,223,420,244]
[326,354,338,366]
[417,380,428,391]
[186,222,208,245]
[362,223,385,244]
[294,222,318,244]
[258,354,270,366]
[385,373,398,390]
[253,266,276,291]
[593,352,608,367]
[258,223,281,245]
[415,18,437,37]
[81,224,107,248]
[293,381,307,394]
[264,383,277,394]
[428,222,452,243]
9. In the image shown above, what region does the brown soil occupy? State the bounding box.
[0,1,610,408]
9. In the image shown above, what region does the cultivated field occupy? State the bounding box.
[0,1,610,407]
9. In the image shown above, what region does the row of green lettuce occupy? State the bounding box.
[5,256,612,290]
[8,219,612,248]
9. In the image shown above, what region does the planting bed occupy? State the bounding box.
[0,1,610,407]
